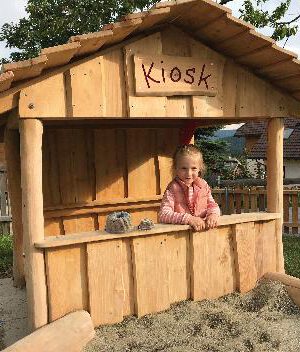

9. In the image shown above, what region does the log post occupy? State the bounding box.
[20,119,47,331]
[4,128,25,287]
[267,118,284,273]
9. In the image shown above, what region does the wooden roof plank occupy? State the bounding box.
[292,90,300,100]
[0,71,14,93]
[138,7,172,32]
[236,44,297,69]
[3,55,48,82]
[273,74,300,92]
[256,58,300,80]
[102,19,143,46]
[41,42,81,68]
[69,30,114,57]
[215,29,274,57]
[195,13,253,44]
[170,1,231,34]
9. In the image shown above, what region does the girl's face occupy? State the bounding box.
[176,154,201,186]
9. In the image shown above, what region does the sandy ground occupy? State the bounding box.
[0,278,28,350]
[84,279,300,352]
[1,278,300,351]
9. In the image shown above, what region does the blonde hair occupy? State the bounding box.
[173,144,206,176]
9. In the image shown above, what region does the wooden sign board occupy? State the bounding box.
[134,55,218,97]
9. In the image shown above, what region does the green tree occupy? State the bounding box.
[219,0,299,42]
[0,0,159,62]
[195,127,231,182]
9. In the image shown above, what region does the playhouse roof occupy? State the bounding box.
[1,0,300,103]
[235,118,300,159]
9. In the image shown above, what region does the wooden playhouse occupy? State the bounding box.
[1,0,300,333]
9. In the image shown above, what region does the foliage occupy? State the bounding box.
[0,234,13,278]
[195,127,231,181]
[219,0,299,42]
[0,0,160,62]
[283,235,300,279]
[195,128,255,182]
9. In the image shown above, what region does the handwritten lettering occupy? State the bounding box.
[141,62,212,89]
[170,67,181,82]
[197,64,211,89]
[142,62,160,88]
[184,68,195,84]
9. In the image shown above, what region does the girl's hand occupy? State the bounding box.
[188,216,206,231]
[206,214,219,229]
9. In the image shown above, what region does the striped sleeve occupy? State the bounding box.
[206,183,221,216]
[158,189,191,225]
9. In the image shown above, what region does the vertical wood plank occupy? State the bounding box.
[124,32,166,117]
[131,234,170,317]
[283,193,290,234]
[122,239,135,316]
[189,37,225,118]
[63,214,96,235]
[44,218,64,237]
[235,190,242,214]
[161,26,192,118]
[292,194,298,235]
[127,129,157,198]
[42,129,61,207]
[250,192,257,212]
[87,240,124,326]
[168,231,190,303]
[191,226,236,300]
[156,128,179,194]
[46,245,88,322]
[233,222,257,293]
[56,129,93,205]
[255,220,277,279]
[228,192,235,214]
[94,129,126,201]
[101,49,127,117]
[20,119,47,331]
[243,191,250,213]
[68,57,103,118]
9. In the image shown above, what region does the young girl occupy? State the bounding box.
[159,144,220,231]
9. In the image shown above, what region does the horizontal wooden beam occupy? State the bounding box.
[36,212,280,249]
[0,93,19,114]
[44,195,162,218]
[2,311,95,352]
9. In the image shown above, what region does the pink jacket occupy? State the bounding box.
[159,177,220,225]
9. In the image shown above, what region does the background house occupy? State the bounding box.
[235,119,300,178]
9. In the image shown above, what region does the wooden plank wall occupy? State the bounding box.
[45,219,277,327]
[19,27,300,119]
[43,126,179,236]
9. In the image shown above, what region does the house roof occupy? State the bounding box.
[1,0,300,102]
[235,118,300,159]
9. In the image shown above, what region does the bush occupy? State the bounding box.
[283,235,300,279]
[0,234,13,278]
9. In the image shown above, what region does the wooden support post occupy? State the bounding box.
[20,119,48,331]
[267,118,284,273]
[4,128,25,287]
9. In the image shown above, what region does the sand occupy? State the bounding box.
[84,279,300,352]
[0,278,28,350]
